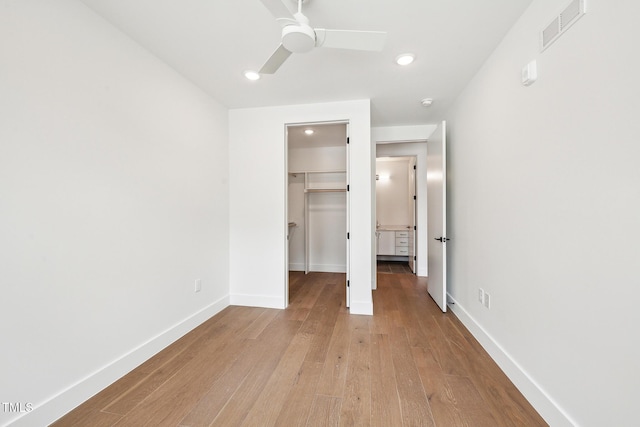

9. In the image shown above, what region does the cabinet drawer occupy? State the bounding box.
[396,247,409,256]
[396,237,409,246]
[396,231,409,238]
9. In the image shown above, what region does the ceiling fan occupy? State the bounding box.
[257,0,387,74]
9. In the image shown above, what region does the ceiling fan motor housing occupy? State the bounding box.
[281,11,316,53]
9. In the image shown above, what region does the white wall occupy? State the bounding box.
[289,146,346,172]
[0,1,229,426]
[375,139,430,277]
[307,192,347,272]
[229,100,374,314]
[376,158,412,226]
[446,0,640,425]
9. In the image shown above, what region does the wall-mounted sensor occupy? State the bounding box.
[421,98,433,107]
[522,60,537,86]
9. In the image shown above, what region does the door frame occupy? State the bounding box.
[285,120,351,307]
[374,155,418,273]
[374,140,429,287]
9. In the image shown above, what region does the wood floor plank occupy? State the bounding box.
[389,326,437,427]
[371,275,393,335]
[210,320,300,427]
[411,346,466,427]
[50,370,146,426]
[292,273,326,309]
[432,314,547,427]
[338,315,371,427]
[306,395,341,427]
[370,333,402,427]
[303,281,344,363]
[239,331,314,427]
[238,308,280,339]
[180,314,302,427]
[315,313,350,398]
[50,391,125,427]
[273,360,325,426]
[446,375,500,427]
[110,308,266,426]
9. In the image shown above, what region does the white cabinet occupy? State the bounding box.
[377,231,396,255]
[377,229,411,256]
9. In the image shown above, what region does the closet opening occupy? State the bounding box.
[375,156,417,275]
[286,122,350,307]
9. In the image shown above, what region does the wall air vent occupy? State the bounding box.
[541,0,586,51]
[542,17,561,49]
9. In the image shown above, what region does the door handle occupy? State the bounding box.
[434,237,450,242]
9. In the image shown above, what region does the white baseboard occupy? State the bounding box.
[447,294,576,427]
[287,264,347,273]
[288,263,305,271]
[349,300,373,316]
[6,296,230,427]
[230,293,285,309]
[309,264,346,273]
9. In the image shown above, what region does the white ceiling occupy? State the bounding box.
[79,0,533,127]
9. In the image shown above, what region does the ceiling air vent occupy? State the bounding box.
[541,0,586,51]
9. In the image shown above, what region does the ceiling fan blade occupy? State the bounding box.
[259,44,293,74]
[259,0,295,21]
[315,29,387,51]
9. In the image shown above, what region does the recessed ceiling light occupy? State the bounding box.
[244,70,260,81]
[421,98,433,107]
[304,129,314,135]
[395,53,415,66]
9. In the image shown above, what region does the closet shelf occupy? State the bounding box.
[289,170,346,175]
[304,188,347,193]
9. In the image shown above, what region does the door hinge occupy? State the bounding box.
[347,280,350,288]
[414,225,417,231]
[414,256,417,260]
[413,165,416,170]
[346,137,350,144]
[347,232,350,240]
[413,195,416,200]
[347,184,350,191]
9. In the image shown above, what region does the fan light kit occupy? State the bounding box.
[256,0,387,74]
[396,53,415,66]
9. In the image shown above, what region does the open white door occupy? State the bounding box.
[427,121,448,312]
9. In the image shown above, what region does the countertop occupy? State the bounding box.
[376,225,411,231]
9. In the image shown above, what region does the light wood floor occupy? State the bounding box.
[52,272,547,426]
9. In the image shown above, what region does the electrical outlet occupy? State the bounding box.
[478,288,485,304]
[484,292,491,309]
[195,279,202,293]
